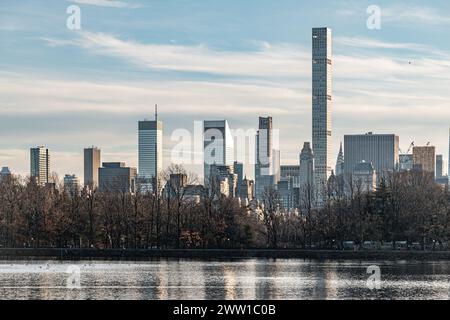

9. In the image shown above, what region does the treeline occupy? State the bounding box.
[0,166,449,250]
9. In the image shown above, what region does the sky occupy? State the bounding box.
[1,0,450,181]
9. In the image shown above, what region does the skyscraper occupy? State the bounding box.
[335,142,344,176]
[84,146,101,189]
[280,165,300,188]
[353,161,377,192]
[312,27,333,194]
[30,146,50,185]
[203,120,234,184]
[279,165,301,210]
[64,174,80,196]
[299,142,314,190]
[209,164,237,197]
[233,161,244,195]
[139,106,163,192]
[436,154,444,178]
[255,116,276,199]
[344,133,399,175]
[99,162,137,193]
[399,154,414,171]
[413,146,435,175]
[0,167,11,179]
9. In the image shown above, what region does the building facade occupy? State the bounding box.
[344,133,399,175]
[312,27,333,194]
[209,164,237,197]
[139,117,163,192]
[84,146,101,189]
[352,161,377,193]
[436,154,444,178]
[255,116,277,199]
[64,174,80,196]
[239,177,254,204]
[99,162,137,193]
[0,167,11,179]
[399,154,414,171]
[413,146,435,175]
[203,120,234,185]
[233,161,244,196]
[30,146,50,185]
[299,142,314,191]
[280,165,300,188]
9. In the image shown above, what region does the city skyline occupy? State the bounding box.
[2,0,450,181]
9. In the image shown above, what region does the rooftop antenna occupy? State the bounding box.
[155,104,158,121]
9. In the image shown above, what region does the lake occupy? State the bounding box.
[0,259,449,300]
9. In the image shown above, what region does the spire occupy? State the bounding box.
[337,142,344,160]
[335,141,344,176]
[155,104,158,121]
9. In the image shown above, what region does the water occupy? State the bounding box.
[0,259,449,300]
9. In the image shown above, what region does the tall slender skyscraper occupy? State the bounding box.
[30,146,50,185]
[84,146,101,188]
[233,161,244,195]
[203,120,234,184]
[312,27,333,196]
[139,105,163,192]
[255,116,276,199]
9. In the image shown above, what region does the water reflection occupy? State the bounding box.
[0,259,448,300]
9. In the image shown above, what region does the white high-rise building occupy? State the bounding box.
[30,146,50,185]
[138,106,163,192]
[203,120,234,185]
[312,27,333,196]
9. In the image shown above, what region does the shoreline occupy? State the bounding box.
[1,248,450,261]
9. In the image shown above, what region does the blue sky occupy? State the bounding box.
[1,0,450,180]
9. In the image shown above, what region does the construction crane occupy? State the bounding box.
[399,141,415,155]
[399,141,415,170]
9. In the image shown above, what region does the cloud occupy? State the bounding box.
[335,36,450,57]
[41,32,450,85]
[382,5,450,25]
[66,0,141,9]
[42,32,310,79]
[0,71,307,116]
[338,4,450,26]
